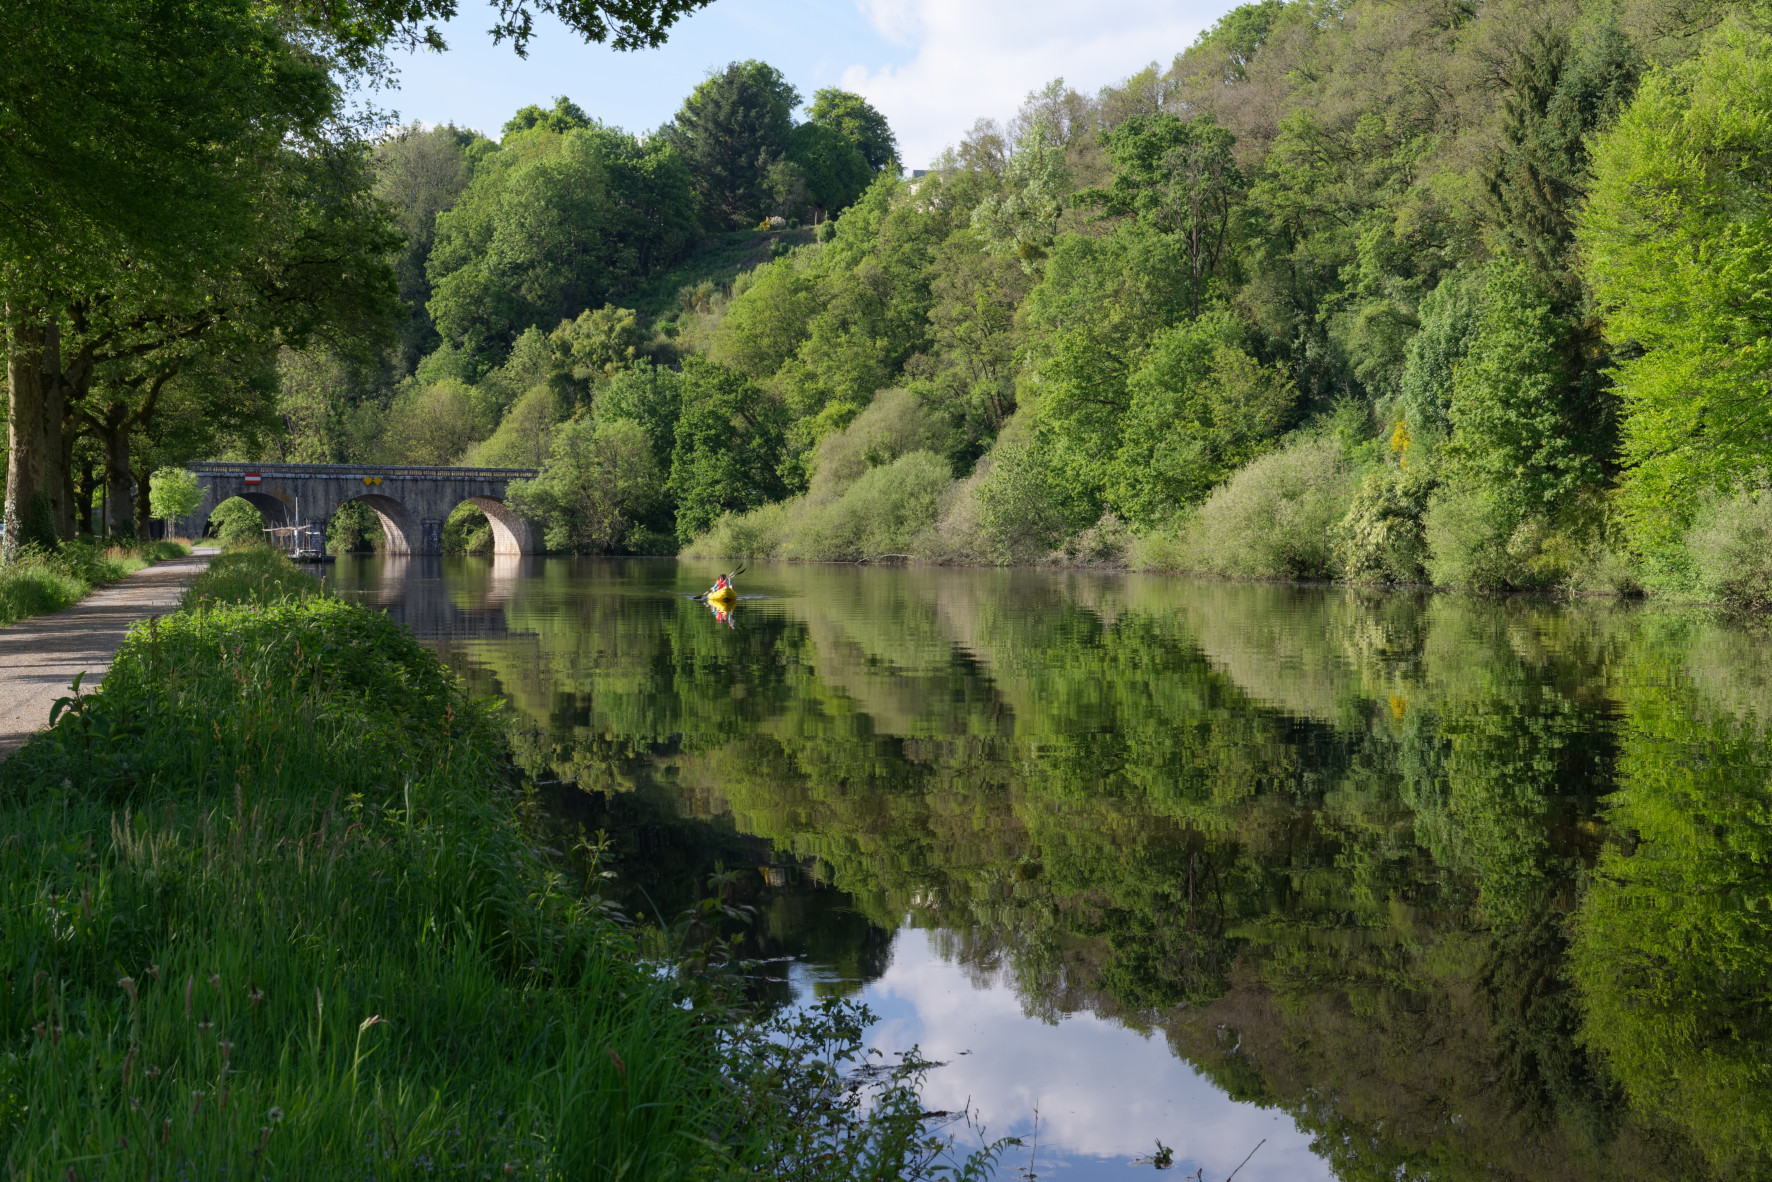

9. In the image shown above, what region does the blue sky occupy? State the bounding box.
[382,0,1241,168]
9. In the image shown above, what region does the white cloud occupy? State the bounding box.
[838,0,1233,167]
[825,931,1332,1181]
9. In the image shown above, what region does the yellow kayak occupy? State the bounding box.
[702,565,743,606]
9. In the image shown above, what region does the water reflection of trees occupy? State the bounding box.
[419,561,1768,1180]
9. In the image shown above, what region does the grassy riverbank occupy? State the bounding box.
[0,539,190,628]
[1,553,712,1177]
[0,548,998,1179]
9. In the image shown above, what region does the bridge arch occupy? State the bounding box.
[234,492,293,530]
[454,496,533,557]
[339,493,423,556]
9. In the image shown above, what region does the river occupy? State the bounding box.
[331,554,1772,1181]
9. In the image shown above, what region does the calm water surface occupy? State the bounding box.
[332,555,1772,1181]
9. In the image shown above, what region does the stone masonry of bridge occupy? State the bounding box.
[183,462,541,555]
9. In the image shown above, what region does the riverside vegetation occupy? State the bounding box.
[0,540,188,629]
[0,548,1006,1179]
[239,0,1772,612]
[19,0,1771,607]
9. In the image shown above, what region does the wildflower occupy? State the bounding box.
[147,964,161,983]
[208,973,221,991]
[249,985,263,1009]
[198,1014,213,1033]
[118,977,137,1007]
[268,1106,285,1123]
[190,1090,203,1117]
[147,1064,162,1082]
[218,1039,233,1062]
[50,1022,61,1044]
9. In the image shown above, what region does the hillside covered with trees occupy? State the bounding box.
[278,0,1770,601]
[25,0,1770,603]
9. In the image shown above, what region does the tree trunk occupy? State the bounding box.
[102,408,134,539]
[133,462,154,539]
[4,309,53,557]
[74,457,97,536]
[41,319,69,541]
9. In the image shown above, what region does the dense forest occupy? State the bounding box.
[252,0,1771,602]
[8,0,1771,600]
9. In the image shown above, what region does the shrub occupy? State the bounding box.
[0,579,724,1178]
[1335,466,1436,584]
[785,451,953,560]
[806,388,953,499]
[326,500,385,554]
[442,502,494,554]
[1423,485,1586,591]
[971,423,1091,563]
[1688,488,1772,609]
[1423,485,1525,591]
[1178,436,1355,579]
[508,416,660,554]
[682,501,792,559]
[182,546,326,608]
[208,496,267,549]
[682,391,957,561]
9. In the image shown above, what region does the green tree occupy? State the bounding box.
[668,359,788,541]
[909,228,1031,459]
[787,122,873,221]
[1016,223,1193,512]
[1109,310,1294,526]
[1578,25,1772,574]
[970,115,1071,269]
[596,361,685,477]
[148,468,201,537]
[375,123,483,370]
[504,96,594,136]
[666,61,801,228]
[1444,258,1609,522]
[552,305,648,382]
[1,0,713,557]
[507,417,660,551]
[207,496,265,548]
[805,88,899,172]
[428,125,696,355]
[1397,271,1482,440]
[1084,113,1244,320]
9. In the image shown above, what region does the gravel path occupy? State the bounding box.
[0,549,215,757]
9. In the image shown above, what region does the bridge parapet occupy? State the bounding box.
[184,462,541,555]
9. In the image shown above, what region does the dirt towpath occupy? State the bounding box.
[0,549,215,758]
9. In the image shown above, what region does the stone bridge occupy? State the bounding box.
[184,462,540,555]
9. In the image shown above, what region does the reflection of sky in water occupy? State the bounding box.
[791,928,1331,1181]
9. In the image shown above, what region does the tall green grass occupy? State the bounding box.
[0,539,188,628]
[0,553,728,1179]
